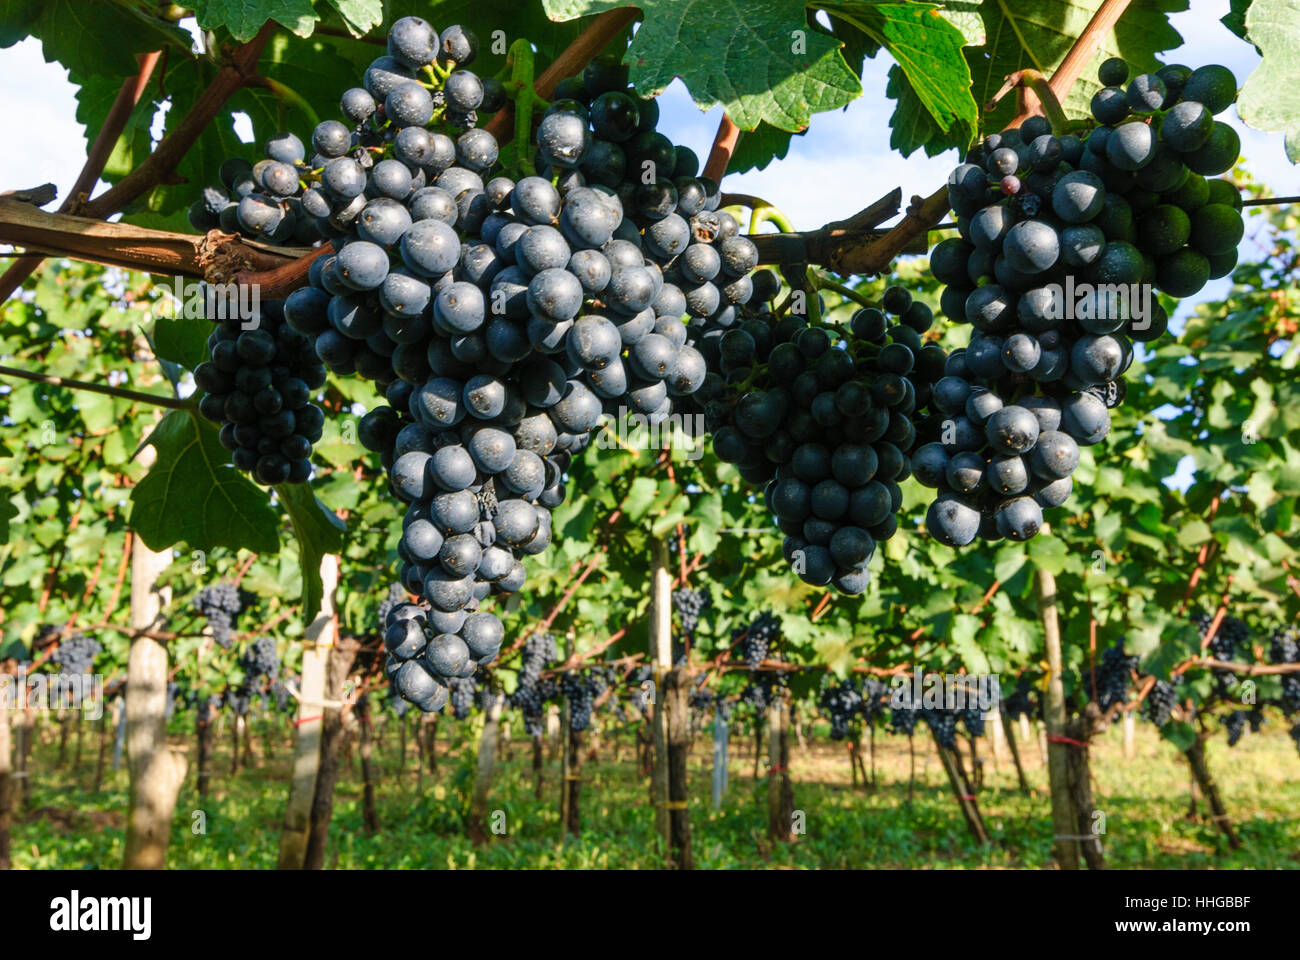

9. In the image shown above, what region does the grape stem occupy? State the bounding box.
[749,205,796,235]
[504,40,542,179]
[810,269,878,311]
[985,69,1071,136]
[0,364,191,410]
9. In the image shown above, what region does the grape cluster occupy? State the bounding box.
[819,676,863,740]
[709,285,947,593]
[195,297,327,485]
[1220,709,1247,747]
[672,588,711,637]
[740,671,785,712]
[959,706,986,737]
[1271,627,1300,715]
[382,590,502,713]
[1085,644,1138,711]
[187,138,324,246]
[740,611,781,669]
[1143,678,1180,726]
[277,20,751,704]
[922,706,960,749]
[922,61,1242,545]
[1000,676,1037,720]
[377,582,408,628]
[509,631,557,735]
[561,669,607,732]
[194,583,243,649]
[448,676,478,719]
[861,677,888,721]
[51,633,100,675]
[1194,612,1249,663]
[234,635,280,710]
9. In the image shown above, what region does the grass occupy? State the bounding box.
[8,712,1300,869]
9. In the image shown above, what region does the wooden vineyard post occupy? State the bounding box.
[559,696,584,837]
[122,481,187,870]
[766,692,795,842]
[532,731,545,800]
[649,539,672,852]
[1001,710,1032,796]
[469,692,505,844]
[1064,713,1105,869]
[988,705,1008,767]
[931,726,990,844]
[712,709,728,809]
[304,635,360,870]
[356,695,379,834]
[0,680,11,870]
[1038,564,1080,870]
[196,704,215,804]
[664,669,693,868]
[1184,734,1241,849]
[276,554,338,870]
[1123,710,1136,759]
[92,700,111,793]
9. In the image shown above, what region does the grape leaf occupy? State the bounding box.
[189,0,318,41]
[1238,0,1300,163]
[820,2,977,153]
[1221,0,1252,41]
[277,481,346,621]
[72,73,156,181]
[8,0,187,78]
[542,0,861,132]
[970,0,1187,134]
[130,409,281,555]
[728,120,799,174]
[885,63,974,157]
[323,0,383,36]
[152,314,210,372]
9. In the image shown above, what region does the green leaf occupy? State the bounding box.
[277,481,346,621]
[72,73,155,181]
[1175,519,1212,549]
[622,476,660,523]
[543,0,861,132]
[17,1,189,78]
[190,0,317,41]
[728,121,798,174]
[1161,720,1197,752]
[153,314,210,372]
[825,2,977,154]
[324,0,383,35]
[884,63,970,157]
[1238,0,1300,162]
[1222,0,1253,41]
[0,497,16,541]
[970,0,1186,133]
[129,409,280,555]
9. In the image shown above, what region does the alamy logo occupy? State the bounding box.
[158,276,261,328]
[49,890,151,941]
[1043,276,1153,330]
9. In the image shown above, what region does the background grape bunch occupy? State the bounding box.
[920,60,1242,546]
[193,583,244,649]
[707,284,948,594]
[194,297,328,485]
